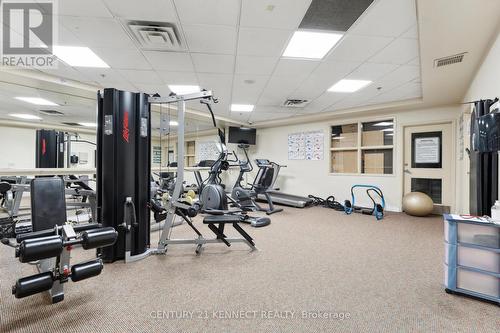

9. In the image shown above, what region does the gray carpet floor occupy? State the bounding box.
[1,207,499,332]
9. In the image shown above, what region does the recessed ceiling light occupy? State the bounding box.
[79,122,97,127]
[169,120,179,126]
[282,30,343,59]
[231,104,254,112]
[328,79,372,93]
[53,46,109,68]
[373,121,393,126]
[15,97,59,106]
[9,113,42,120]
[168,85,201,95]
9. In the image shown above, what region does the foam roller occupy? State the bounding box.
[80,227,117,250]
[71,259,104,282]
[12,272,54,298]
[16,235,63,263]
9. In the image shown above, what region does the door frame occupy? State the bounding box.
[400,119,457,213]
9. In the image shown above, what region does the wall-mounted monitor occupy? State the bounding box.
[228,127,256,145]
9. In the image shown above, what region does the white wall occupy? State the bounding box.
[464,29,500,102]
[0,126,97,169]
[244,106,462,212]
[463,28,500,209]
[0,126,35,168]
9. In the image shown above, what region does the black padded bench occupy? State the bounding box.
[203,215,255,247]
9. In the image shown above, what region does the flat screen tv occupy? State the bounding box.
[228,126,256,145]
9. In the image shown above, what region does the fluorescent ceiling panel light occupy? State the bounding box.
[53,46,109,68]
[231,104,254,112]
[282,31,343,59]
[168,85,201,95]
[9,113,42,120]
[79,122,97,127]
[328,79,372,93]
[15,97,58,106]
[169,120,179,126]
[381,128,394,132]
[373,121,393,126]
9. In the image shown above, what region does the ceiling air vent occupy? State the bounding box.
[282,99,310,108]
[62,122,81,126]
[39,110,64,116]
[434,52,466,68]
[126,20,184,51]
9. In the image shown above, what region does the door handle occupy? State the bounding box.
[404,169,412,174]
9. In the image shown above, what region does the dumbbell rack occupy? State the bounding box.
[444,214,500,305]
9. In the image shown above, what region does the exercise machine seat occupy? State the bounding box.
[0,181,11,194]
[30,177,67,232]
[203,215,242,224]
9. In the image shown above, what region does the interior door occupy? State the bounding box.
[404,123,453,213]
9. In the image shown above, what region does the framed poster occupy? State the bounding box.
[412,132,442,168]
[152,146,162,164]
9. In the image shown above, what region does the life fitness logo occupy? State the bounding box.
[41,138,46,155]
[122,110,130,143]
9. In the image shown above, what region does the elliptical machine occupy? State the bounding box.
[196,132,270,227]
[231,144,281,217]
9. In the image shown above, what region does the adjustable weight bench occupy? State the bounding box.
[203,215,255,248]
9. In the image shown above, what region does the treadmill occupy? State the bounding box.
[253,159,313,208]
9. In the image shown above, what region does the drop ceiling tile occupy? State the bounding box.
[292,61,361,100]
[197,73,233,101]
[327,34,394,63]
[258,76,304,106]
[134,84,170,96]
[157,71,199,85]
[328,98,366,111]
[375,65,420,91]
[249,108,300,122]
[57,24,86,46]
[102,0,177,22]
[235,56,279,75]
[174,0,240,26]
[237,27,292,57]
[142,51,194,71]
[272,59,319,80]
[368,38,419,65]
[35,0,113,17]
[303,92,346,112]
[407,56,420,66]
[349,0,416,37]
[183,25,237,54]
[93,48,151,70]
[191,53,235,74]
[108,81,139,92]
[240,0,312,29]
[39,61,96,84]
[61,17,136,49]
[229,111,252,123]
[346,63,398,81]
[75,68,127,84]
[402,25,418,39]
[232,75,270,103]
[118,69,163,84]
